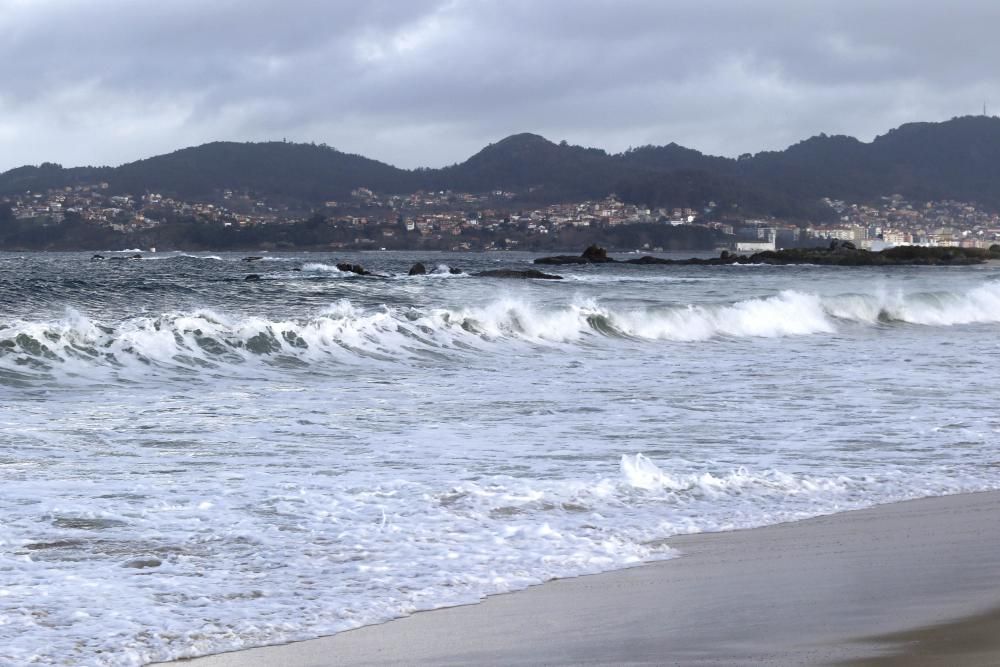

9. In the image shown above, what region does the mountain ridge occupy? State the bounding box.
[4,115,1000,218]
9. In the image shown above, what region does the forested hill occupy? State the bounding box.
[3,115,1000,218]
[428,133,647,199]
[0,143,419,203]
[112,142,420,201]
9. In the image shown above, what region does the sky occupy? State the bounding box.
[1,0,998,171]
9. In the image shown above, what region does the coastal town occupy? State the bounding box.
[4,182,1000,251]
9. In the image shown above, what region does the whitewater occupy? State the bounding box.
[2,250,1000,666]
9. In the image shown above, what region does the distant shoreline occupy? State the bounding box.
[535,243,1000,266]
[6,244,999,268]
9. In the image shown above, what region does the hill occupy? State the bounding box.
[3,115,1000,218]
[429,133,642,199]
[112,141,418,201]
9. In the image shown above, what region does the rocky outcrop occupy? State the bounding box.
[540,244,998,267]
[622,255,673,265]
[242,256,263,262]
[244,274,261,281]
[336,263,374,276]
[581,244,612,262]
[644,246,995,266]
[623,253,739,265]
[746,245,992,266]
[473,269,563,280]
[407,262,462,275]
[536,244,616,265]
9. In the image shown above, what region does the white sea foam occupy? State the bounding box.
[5,261,1000,665]
[301,262,347,272]
[4,282,1000,381]
[169,253,224,261]
[1,450,993,666]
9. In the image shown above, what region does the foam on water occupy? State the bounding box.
[2,450,994,666]
[4,282,1000,382]
[301,262,347,273]
[4,258,1000,665]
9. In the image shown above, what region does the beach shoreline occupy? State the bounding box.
[158,490,1000,666]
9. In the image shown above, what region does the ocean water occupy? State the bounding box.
[2,250,1000,665]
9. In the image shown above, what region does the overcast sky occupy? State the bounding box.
[1,0,997,171]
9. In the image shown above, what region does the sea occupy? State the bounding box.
[2,250,1000,666]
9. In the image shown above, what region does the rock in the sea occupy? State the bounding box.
[408,262,427,276]
[581,244,610,262]
[623,255,673,265]
[337,263,373,276]
[91,254,105,261]
[242,256,264,262]
[449,267,463,275]
[536,244,617,265]
[244,274,261,281]
[473,269,563,280]
[829,239,857,251]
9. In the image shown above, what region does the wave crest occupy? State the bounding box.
[3,282,1000,380]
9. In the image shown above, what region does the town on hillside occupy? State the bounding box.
[3,182,1000,252]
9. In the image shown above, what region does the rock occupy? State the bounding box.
[623,254,741,266]
[242,256,264,262]
[726,245,990,266]
[473,269,563,280]
[244,274,261,281]
[536,245,617,265]
[336,263,372,276]
[720,250,731,260]
[90,254,105,261]
[449,267,463,274]
[624,255,673,265]
[534,255,588,265]
[408,262,427,276]
[829,239,857,251]
[130,253,143,260]
[581,244,610,262]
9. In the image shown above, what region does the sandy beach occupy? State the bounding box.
[159,490,1000,666]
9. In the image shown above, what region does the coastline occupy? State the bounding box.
[160,490,1000,666]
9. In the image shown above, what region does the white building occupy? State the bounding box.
[736,240,776,252]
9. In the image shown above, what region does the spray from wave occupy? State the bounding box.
[3,283,1000,381]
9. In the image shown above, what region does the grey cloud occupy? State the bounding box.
[0,0,997,171]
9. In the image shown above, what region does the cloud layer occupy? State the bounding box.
[1,0,997,170]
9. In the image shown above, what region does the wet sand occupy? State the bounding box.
[842,605,1000,666]
[162,490,1000,666]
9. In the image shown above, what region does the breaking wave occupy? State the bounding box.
[301,262,348,273]
[3,283,1000,381]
